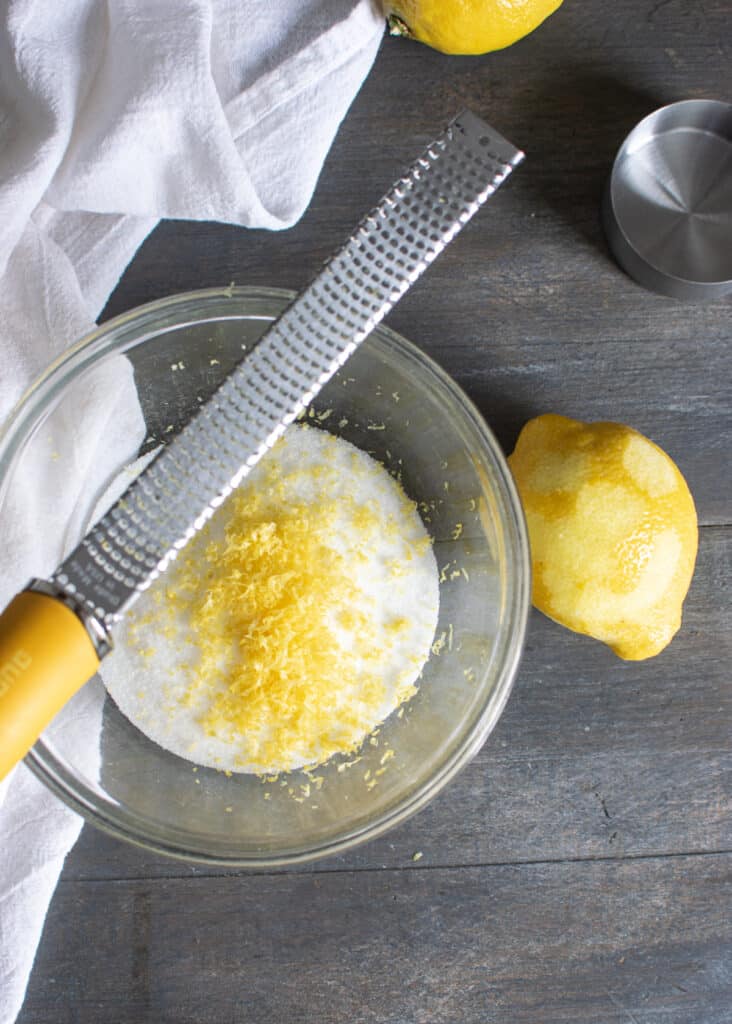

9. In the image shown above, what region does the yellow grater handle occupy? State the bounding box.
[0,589,100,781]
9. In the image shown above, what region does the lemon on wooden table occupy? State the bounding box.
[383,0,564,55]
[507,414,698,660]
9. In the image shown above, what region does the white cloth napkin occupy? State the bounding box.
[0,2,384,1020]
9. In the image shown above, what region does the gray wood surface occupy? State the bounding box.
[18,1,732,1021]
[20,855,732,1024]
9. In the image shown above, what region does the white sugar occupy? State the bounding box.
[101,425,439,773]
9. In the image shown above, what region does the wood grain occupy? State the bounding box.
[20,855,732,1024]
[17,0,732,1021]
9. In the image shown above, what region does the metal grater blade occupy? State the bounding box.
[53,110,524,634]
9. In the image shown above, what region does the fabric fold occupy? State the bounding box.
[0,2,384,1021]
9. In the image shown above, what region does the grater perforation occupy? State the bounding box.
[53,109,523,629]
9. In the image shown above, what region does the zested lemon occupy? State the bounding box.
[383,0,564,55]
[508,414,698,660]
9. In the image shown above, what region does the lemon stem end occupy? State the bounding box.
[387,14,414,39]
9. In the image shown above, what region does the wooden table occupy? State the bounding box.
[18,2,731,1021]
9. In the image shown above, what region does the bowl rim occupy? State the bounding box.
[2,285,531,867]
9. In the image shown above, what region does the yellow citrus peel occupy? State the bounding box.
[508,414,698,660]
[383,0,564,55]
[170,492,388,771]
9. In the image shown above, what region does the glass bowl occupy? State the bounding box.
[0,287,529,866]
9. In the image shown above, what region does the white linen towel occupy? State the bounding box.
[0,2,384,1020]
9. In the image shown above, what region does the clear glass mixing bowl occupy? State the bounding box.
[0,287,529,865]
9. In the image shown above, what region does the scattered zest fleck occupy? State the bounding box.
[432,631,447,656]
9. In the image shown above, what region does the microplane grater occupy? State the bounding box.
[52,110,524,637]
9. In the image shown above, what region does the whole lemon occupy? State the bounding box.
[508,414,698,660]
[383,0,564,55]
